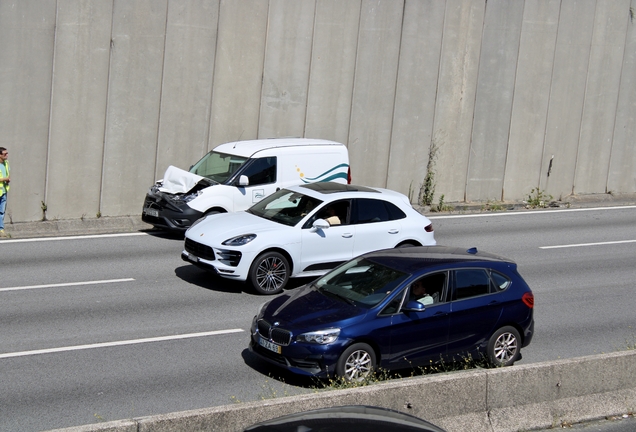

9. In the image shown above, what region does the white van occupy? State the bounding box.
[142,138,350,231]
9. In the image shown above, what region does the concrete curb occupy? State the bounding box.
[1,216,154,239]
[48,350,636,432]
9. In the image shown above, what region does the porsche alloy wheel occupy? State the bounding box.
[249,251,290,295]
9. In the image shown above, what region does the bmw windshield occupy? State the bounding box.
[248,189,323,227]
[314,257,409,308]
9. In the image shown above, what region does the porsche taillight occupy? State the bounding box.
[425,223,433,233]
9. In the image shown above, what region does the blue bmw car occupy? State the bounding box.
[249,246,534,381]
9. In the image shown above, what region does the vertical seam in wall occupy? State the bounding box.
[204,0,222,151]
[385,0,406,188]
[572,0,598,195]
[154,0,169,179]
[501,1,526,202]
[346,0,363,149]
[99,1,116,213]
[257,1,271,139]
[464,1,488,202]
[303,0,318,139]
[539,0,562,191]
[429,1,446,190]
[605,1,631,193]
[44,0,59,215]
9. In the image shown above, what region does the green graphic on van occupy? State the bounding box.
[298,164,349,183]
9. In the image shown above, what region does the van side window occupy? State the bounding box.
[242,157,276,185]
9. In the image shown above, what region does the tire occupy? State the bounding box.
[336,343,376,382]
[248,251,290,295]
[397,242,416,248]
[487,326,521,367]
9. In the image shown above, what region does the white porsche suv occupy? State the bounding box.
[182,182,436,294]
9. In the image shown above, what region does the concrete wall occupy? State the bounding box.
[1,0,635,223]
[48,350,636,432]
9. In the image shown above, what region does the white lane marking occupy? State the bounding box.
[0,232,148,244]
[428,205,636,219]
[0,278,135,292]
[540,239,636,249]
[0,329,245,359]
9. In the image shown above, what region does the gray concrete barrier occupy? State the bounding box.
[48,350,636,432]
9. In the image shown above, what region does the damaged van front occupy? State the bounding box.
[142,138,350,232]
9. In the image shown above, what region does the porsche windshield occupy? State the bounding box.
[189,151,248,184]
[248,189,323,227]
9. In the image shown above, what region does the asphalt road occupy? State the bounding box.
[1,206,635,431]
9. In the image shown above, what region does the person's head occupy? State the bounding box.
[411,280,426,297]
[0,147,7,162]
[324,206,336,216]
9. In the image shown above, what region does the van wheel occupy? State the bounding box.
[487,326,521,367]
[336,343,376,382]
[248,251,290,295]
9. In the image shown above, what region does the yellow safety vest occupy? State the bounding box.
[0,160,9,197]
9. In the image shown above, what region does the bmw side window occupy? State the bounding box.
[452,269,491,300]
[352,198,390,224]
[490,270,511,291]
[241,157,276,186]
[380,289,407,315]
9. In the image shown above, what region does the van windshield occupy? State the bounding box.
[189,151,248,183]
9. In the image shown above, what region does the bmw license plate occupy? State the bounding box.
[259,336,281,354]
[144,208,159,217]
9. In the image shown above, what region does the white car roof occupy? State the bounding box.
[285,182,410,204]
[213,138,345,158]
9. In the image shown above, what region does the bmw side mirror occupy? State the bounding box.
[312,218,330,231]
[402,300,425,312]
[238,175,249,186]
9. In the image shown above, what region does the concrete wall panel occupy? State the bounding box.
[466,0,524,202]
[432,0,485,202]
[304,0,360,145]
[209,0,268,148]
[504,0,560,201]
[47,0,113,220]
[154,0,219,179]
[607,0,636,193]
[540,0,596,200]
[101,1,168,216]
[574,0,630,194]
[348,0,404,188]
[387,0,445,201]
[258,0,316,139]
[0,1,56,222]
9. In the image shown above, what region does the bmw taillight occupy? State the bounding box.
[522,292,534,308]
[425,223,433,233]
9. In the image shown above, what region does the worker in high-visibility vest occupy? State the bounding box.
[0,147,10,238]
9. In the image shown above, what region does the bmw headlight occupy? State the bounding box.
[297,328,340,344]
[222,234,256,246]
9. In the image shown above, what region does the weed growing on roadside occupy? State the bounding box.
[526,188,553,208]
[436,194,454,212]
[481,200,505,212]
[419,140,439,207]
